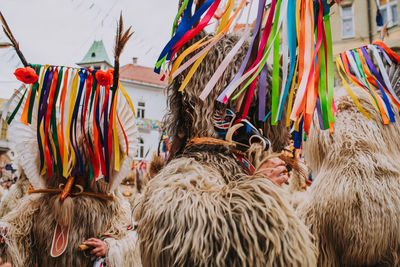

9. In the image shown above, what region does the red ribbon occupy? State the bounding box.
[44,68,59,178]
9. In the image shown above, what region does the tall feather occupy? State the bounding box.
[112,12,134,91]
[0,11,28,67]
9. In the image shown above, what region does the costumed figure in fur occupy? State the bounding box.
[298,43,400,266]
[0,13,141,266]
[0,170,30,218]
[135,1,318,264]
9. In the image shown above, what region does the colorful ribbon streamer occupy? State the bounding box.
[9,64,135,182]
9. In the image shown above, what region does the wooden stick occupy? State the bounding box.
[0,11,29,67]
[78,244,90,251]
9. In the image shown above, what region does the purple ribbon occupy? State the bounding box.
[360,46,395,122]
[258,64,268,120]
[217,0,266,102]
[37,68,53,172]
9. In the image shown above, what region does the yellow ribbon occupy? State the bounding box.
[113,88,120,171]
[336,55,371,119]
[119,81,135,116]
[217,0,235,34]
[178,0,247,92]
[169,35,209,83]
[63,70,80,177]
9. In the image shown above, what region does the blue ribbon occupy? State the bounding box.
[154,0,216,73]
[37,68,53,172]
[70,69,87,176]
[277,0,297,120]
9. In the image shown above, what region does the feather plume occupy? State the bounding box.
[112,12,134,92]
[7,91,46,189]
[108,95,138,192]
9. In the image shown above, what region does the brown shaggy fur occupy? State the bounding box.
[0,172,30,218]
[299,86,400,266]
[0,135,139,266]
[135,145,317,267]
[136,32,316,266]
[165,32,290,159]
[0,192,131,266]
[146,152,166,180]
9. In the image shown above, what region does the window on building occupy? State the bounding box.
[91,52,96,57]
[379,0,398,28]
[137,102,145,119]
[1,120,7,140]
[341,5,355,39]
[136,137,145,159]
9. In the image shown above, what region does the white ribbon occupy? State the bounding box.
[2,84,26,121]
[368,44,400,104]
[199,30,250,100]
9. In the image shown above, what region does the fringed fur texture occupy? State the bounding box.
[105,228,141,267]
[146,152,165,180]
[299,86,400,266]
[0,192,137,267]
[135,148,317,267]
[165,32,289,158]
[0,172,30,218]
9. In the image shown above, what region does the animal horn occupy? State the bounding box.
[225,123,243,142]
[0,11,29,67]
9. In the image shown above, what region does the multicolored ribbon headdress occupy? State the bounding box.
[155,0,341,148]
[1,12,137,192]
[336,41,400,124]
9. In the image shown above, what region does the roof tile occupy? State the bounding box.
[119,64,168,87]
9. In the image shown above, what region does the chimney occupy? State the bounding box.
[132,57,138,65]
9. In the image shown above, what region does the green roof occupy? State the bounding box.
[77,40,112,66]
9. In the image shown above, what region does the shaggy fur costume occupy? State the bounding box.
[0,89,141,266]
[299,86,400,266]
[0,191,139,267]
[0,172,30,218]
[135,33,317,266]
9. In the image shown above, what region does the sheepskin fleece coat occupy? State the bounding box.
[135,144,317,267]
[0,191,141,267]
[0,173,30,218]
[299,86,400,266]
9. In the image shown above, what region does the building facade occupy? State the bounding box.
[119,59,168,161]
[77,42,168,162]
[330,0,399,55]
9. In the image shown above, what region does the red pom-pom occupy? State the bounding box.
[14,67,39,84]
[95,69,113,86]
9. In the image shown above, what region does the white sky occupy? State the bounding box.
[0,0,180,98]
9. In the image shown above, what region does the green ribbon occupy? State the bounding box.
[8,88,27,125]
[232,0,283,101]
[324,15,335,123]
[318,40,329,129]
[352,49,380,111]
[50,67,64,175]
[271,23,280,125]
[28,64,42,124]
[171,0,189,37]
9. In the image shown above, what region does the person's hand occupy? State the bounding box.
[259,157,289,186]
[83,238,108,257]
[0,257,11,267]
